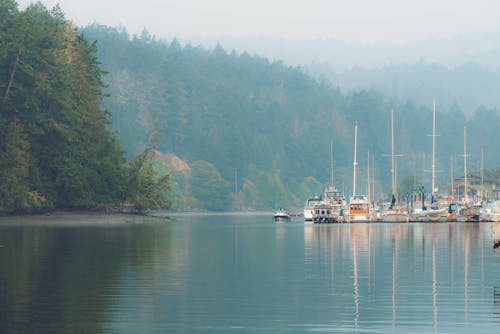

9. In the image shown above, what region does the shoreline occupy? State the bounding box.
[0,210,169,227]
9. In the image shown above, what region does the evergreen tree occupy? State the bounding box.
[189,160,231,211]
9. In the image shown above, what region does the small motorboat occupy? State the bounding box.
[273,208,291,222]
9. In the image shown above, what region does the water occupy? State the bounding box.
[1,213,500,333]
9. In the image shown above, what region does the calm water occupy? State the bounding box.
[1,213,500,333]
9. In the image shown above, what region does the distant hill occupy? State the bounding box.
[191,33,500,115]
[82,25,500,209]
[305,61,500,116]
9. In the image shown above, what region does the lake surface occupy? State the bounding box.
[1,213,500,333]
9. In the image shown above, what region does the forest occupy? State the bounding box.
[81,24,500,210]
[0,1,170,214]
[2,1,500,213]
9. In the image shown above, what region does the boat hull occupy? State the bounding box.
[304,209,314,221]
[382,212,409,223]
[348,214,371,223]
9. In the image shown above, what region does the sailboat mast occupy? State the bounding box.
[391,110,396,196]
[450,156,455,200]
[330,139,334,187]
[372,155,375,203]
[367,151,371,206]
[463,126,468,202]
[431,100,436,197]
[353,122,358,196]
[481,148,484,201]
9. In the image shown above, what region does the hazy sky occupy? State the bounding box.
[17,0,500,44]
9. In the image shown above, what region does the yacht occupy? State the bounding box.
[304,195,322,221]
[313,186,346,223]
[348,195,371,222]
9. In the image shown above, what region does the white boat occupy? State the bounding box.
[481,201,500,222]
[382,200,410,222]
[273,208,290,222]
[312,140,346,224]
[304,195,322,221]
[313,186,346,223]
[312,202,339,223]
[413,206,448,222]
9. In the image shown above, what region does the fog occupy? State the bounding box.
[17,1,500,43]
[16,0,500,113]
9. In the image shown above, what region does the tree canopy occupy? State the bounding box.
[0,1,171,214]
[81,24,500,209]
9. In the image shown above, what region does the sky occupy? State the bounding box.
[16,0,500,45]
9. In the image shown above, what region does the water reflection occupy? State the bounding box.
[0,214,172,334]
[303,222,499,333]
[1,215,500,333]
[494,222,500,249]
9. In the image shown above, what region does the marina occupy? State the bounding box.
[297,102,499,224]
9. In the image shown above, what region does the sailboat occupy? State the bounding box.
[457,126,479,222]
[415,101,447,222]
[382,110,410,222]
[347,122,371,223]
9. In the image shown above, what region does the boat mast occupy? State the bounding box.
[391,110,396,197]
[330,139,334,187]
[372,154,375,203]
[353,122,358,196]
[450,156,455,200]
[431,100,436,198]
[367,151,371,206]
[463,126,468,202]
[481,148,484,202]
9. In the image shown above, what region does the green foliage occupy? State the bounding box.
[125,146,171,211]
[298,176,324,199]
[189,160,231,211]
[0,2,172,213]
[239,179,256,209]
[397,175,419,197]
[0,118,30,212]
[78,24,500,210]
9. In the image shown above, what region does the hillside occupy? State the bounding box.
[0,2,170,213]
[306,61,500,116]
[82,25,500,209]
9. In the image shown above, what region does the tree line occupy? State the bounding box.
[0,1,170,214]
[81,24,500,210]
[2,0,498,213]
